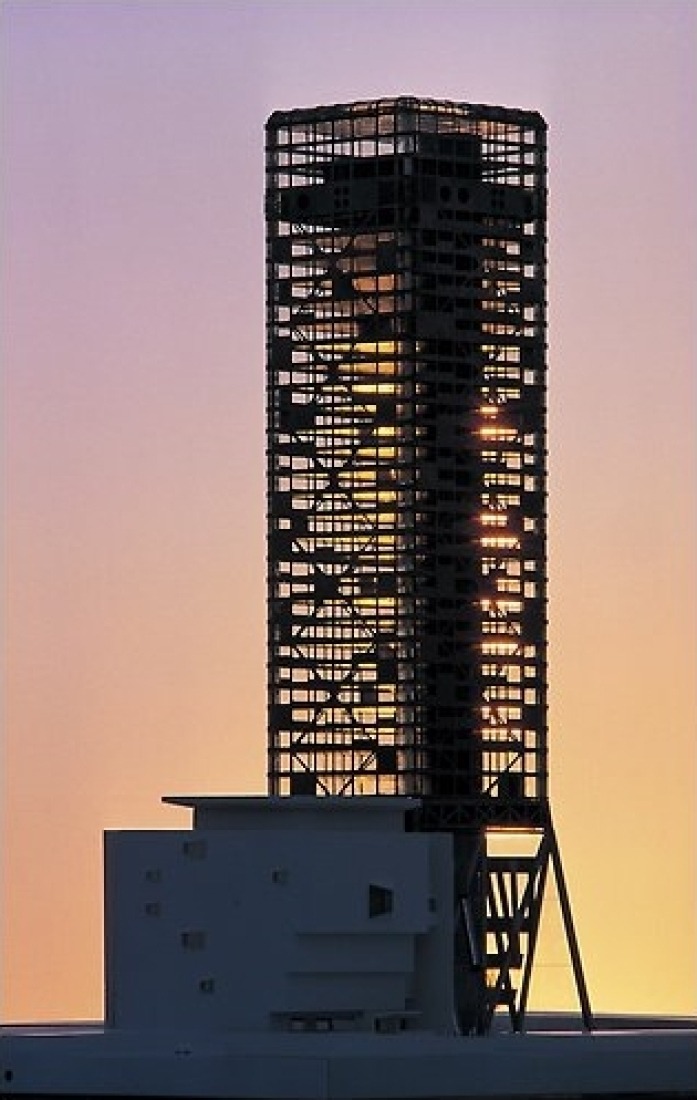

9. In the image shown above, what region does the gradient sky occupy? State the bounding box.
[2,0,695,1022]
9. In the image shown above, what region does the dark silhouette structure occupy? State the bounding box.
[265,97,591,1034]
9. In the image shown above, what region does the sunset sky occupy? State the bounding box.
[2,0,695,1022]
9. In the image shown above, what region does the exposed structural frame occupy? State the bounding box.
[265,97,592,1033]
[265,97,548,827]
[457,827,592,1033]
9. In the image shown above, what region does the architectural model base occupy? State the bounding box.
[1,797,694,1099]
[2,1017,695,1098]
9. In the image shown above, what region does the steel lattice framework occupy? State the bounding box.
[265,98,591,1034]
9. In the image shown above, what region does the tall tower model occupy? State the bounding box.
[265,98,590,1034]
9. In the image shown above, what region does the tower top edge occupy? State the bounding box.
[266,97,546,131]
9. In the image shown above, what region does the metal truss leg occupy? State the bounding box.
[548,826,594,1031]
[453,823,593,1035]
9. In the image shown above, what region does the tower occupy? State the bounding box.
[265,98,591,1034]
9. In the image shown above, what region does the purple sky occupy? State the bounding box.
[2,0,695,1020]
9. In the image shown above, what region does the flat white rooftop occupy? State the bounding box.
[163,794,420,831]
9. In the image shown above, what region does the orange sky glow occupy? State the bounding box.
[2,0,695,1022]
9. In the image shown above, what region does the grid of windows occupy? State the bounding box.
[266,98,548,829]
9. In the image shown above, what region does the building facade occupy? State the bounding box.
[105,798,453,1035]
[266,97,547,831]
[265,98,590,1034]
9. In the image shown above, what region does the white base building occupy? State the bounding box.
[1,796,694,1098]
[106,797,453,1037]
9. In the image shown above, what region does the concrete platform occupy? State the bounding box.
[1,1017,695,1098]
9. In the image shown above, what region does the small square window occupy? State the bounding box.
[368,884,394,918]
[181,930,206,950]
[182,840,207,860]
